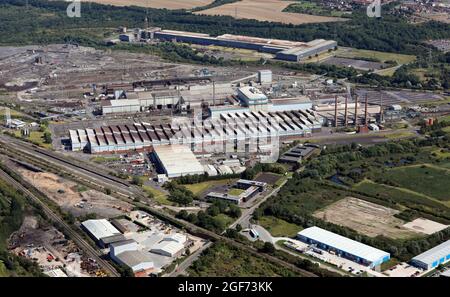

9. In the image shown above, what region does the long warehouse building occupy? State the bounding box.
[69,109,322,154]
[297,226,390,268]
[149,29,337,62]
[410,240,450,270]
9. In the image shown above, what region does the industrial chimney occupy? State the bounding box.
[344,95,348,127]
[334,95,338,127]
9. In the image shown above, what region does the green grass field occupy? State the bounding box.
[142,185,172,206]
[14,130,51,149]
[90,156,121,163]
[188,242,299,277]
[353,179,450,210]
[258,216,302,237]
[213,213,235,228]
[383,165,450,201]
[185,179,235,196]
[338,48,416,65]
[228,188,245,196]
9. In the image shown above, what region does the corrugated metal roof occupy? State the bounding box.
[298,226,390,263]
[154,144,204,177]
[150,241,184,255]
[115,250,154,270]
[81,219,120,241]
[412,240,450,265]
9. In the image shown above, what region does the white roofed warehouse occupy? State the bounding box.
[410,240,450,270]
[297,226,390,268]
[152,144,204,178]
[150,240,185,258]
[81,219,122,247]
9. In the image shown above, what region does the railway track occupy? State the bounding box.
[0,168,120,277]
[0,135,318,277]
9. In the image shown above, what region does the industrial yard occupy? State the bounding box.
[0,1,449,282]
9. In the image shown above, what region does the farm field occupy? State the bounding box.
[82,0,213,9]
[194,0,346,25]
[353,179,450,210]
[336,47,416,65]
[313,197,420,239]
[257,216,302,237]
[383,165,450,201]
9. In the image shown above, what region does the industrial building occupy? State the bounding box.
[238,86,270,109]
[109,240,154,275]
[236,179,267,192]
[148,28,337,62]
[268,97,313,112]
[278,144,318,164]
[258,70,272,84]
[275,39,338,62]
[81,219,122,248]
[69,107,322,154]
[150,240,185,258]
[206,186,259,205]
[411,240,450,270]
[206,179,267,205]
[313,96,381,127]
[152,145,205,178]
[297,226,390,268]
[100,81,234,115]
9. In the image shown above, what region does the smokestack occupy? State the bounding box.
[354,94,358,126]
[213,81,216,106]
[365,95,368,126]
[334,95,338,127]
[344,95,348,127]
[379,92,383,123]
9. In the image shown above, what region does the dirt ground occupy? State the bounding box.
[9,216,93,277]
[17,168,132,218]
[82,0,212,9]
[403,218,448,235]
[195,0,346,25]
[313,197,420,239]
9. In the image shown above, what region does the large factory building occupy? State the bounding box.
[69,106,322,154]
[152,145,205,178]
[411,240,450,270]
[148,28,337,62]
[297,227,390,268]
[275,40,338,62]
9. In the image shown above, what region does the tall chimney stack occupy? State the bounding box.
[364,94,368,126]
[344,95,348,127]
[354,94,358,126]
[334,95,338,127]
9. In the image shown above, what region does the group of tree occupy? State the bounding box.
[164,181,196,206]
[177,200,241,233]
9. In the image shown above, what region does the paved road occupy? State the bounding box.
[245,224,347,276]
[229,177,289,230]
[0,168,120,277]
